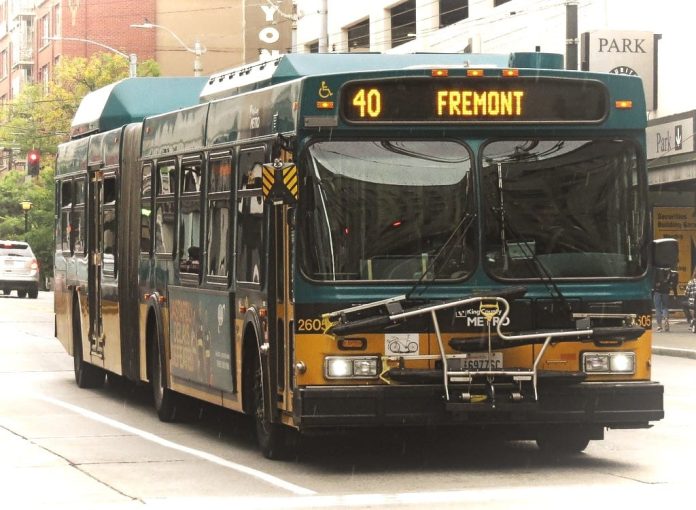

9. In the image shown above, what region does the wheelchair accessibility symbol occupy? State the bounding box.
[318,81,333,99]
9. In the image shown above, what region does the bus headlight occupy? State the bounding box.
[582,352,635,374]
[325,356,379,379]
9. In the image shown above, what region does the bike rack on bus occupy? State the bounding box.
[325,294,636,406]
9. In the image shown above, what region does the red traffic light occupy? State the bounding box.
[26,149,41,176]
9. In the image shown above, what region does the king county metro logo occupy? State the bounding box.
[609,66,638,76]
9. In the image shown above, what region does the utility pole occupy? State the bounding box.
[566,1,579,70]
[318,0,328,53]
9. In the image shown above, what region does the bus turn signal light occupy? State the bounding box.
[615,100,633,109]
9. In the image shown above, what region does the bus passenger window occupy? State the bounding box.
[237,153,265,285]
[207,201,230,277]
[155,162,176,256]
[207,156,233,280]
[155,203,175,255]
[103,208,116,274]
[141,164,152,254]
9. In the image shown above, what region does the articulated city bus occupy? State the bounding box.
[54,52,677,459]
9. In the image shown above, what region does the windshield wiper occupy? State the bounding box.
[406,211,475,299]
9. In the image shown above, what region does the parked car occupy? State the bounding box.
[0,240,40,299]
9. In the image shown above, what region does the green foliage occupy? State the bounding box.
[0,52,160,157]
[0,166,54,285]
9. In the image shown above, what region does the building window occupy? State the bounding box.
[0,49,7,80]
[307,40,319,53]
[40,64,49,93]
[440,0,468,27]
[53,4,61,37]
[0,1,7,38]
[347,18,369,52]
[390,0,416,48]
[39,14,49,47]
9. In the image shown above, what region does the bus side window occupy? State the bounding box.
[141,164,153,254]
[179,160,203,276]
[60,180,73,253]
[236,149,265,285]
[73,178,85,255]
[207,155,233,280]
[155,162,176,256]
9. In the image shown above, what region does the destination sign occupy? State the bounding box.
[341,77,608,124]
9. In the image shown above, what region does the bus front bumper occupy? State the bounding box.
[294,381,663,430]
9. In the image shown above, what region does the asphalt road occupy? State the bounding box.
[1,292,695,509]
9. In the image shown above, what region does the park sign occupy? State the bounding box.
[581,30,658,111]
[647,110,696,161]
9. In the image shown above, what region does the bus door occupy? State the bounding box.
[272,204,295,414]
[87,168,105,356]
[263,155,298,415]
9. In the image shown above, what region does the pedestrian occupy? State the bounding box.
[684,267,696,327]
[653,266,678,332]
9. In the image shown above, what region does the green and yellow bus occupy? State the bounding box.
[55,52,676,459]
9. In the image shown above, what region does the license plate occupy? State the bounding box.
[452,353,503,370]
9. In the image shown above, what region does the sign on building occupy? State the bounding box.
[244,0,293,63]
[653,206,696,293]
[581,30,658,111]
[646,111,696,160]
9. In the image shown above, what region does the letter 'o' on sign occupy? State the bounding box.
[259,27,280,43]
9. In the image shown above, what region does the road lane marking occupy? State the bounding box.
[35,394,316,496]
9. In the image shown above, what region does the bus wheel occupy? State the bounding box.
[151,335,181,422]
[536,428,591,454]
[17,290,27,298]
[72,304,105,389]
[252,352,295,460]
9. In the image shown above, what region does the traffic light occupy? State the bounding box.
[26,149,40,176]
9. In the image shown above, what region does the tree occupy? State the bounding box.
[0,167,54,285]
[0,53,159,159]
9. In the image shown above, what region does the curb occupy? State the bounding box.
[652,347,696,360]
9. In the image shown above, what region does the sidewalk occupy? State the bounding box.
[652,318,696,360]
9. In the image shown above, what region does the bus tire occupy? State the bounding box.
[150,332,180,423]
[72,303,105,389]
[251,350,295,460]
[536,428,591,454]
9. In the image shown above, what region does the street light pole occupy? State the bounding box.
[20,201,32,235]
[131,20,206,76]
[47,36,137,77]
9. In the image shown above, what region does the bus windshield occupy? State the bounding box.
[481,139,647,279]
[300,140,475,281]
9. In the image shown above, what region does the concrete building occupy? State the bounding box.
[295,0,696,287]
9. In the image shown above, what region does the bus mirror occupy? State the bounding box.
[262,161,298,205]
[653,238,678,268]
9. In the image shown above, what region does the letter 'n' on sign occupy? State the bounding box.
[262,161,298,204]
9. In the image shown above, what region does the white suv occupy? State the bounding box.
[0,241,40,299]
